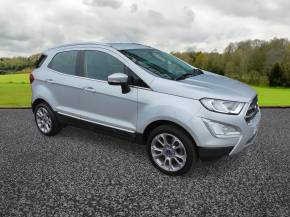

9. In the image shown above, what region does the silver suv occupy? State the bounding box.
[31,43,261,175]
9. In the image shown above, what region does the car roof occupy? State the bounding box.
[45,42,152,54]
[107,43,152,50]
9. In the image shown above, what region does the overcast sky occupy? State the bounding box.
[1,0,290,56]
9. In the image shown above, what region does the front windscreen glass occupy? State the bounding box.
[120,49,203,80]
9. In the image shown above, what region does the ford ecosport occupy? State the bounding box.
[30,43,261,175]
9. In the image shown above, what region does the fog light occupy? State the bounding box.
[203,119,240,137]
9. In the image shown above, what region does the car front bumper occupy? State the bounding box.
[229,110,261,155]
[187,104,261,159]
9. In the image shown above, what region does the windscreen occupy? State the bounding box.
[120,49,202,80]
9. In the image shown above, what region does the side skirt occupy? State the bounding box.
[56,113,144,144]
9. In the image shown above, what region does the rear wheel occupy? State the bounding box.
[146,125,197,176]
[34,103,61,136]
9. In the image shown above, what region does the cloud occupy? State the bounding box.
[202,0,290,25]
[0,0,290,56]
[130,3,138,13]
[82,0,122,9]
[184,7,195,23]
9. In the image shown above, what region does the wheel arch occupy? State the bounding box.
[141,120,198,148]
[32,98,53,113]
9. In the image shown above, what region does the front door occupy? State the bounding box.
[79,49,138,133]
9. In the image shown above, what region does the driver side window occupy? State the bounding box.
[84,51,126,81]
[82,50,149,88]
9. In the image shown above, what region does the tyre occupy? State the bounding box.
[146,125,197,176]
[34,103,61,136]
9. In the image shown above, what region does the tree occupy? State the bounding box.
[171,38,290,87]
[269,63,284,86]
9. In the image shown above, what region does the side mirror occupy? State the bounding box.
[108,73,130,94]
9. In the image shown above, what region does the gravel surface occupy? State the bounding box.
[0,109,289,216]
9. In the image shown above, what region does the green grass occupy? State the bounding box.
[0,83,31,107]
[0,73,31,107]
[0,73,30,84]
[252,86,290,107]
[0,73,290,107]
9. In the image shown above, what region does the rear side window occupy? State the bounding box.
[35,54,47,68]
[48,51,78,75]
[84,51,126,80]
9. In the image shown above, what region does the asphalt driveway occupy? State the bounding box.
[0,109,289,216]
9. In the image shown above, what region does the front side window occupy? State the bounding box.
[120,49,203,80]
[48,51,78,75]
[84,51,126,80]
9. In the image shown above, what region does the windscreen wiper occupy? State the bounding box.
[175,73,196,81]
[175,68,203,81]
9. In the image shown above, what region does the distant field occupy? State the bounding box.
[0,74,31,107]
[252,86,290,106]
[0,84,31,107]
[0,73,290,107]
[0,73,30,84]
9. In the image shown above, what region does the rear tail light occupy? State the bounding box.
[29,73,34,84]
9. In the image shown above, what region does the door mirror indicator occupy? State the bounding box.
[108,73,130,94]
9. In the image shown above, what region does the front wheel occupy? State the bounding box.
[34,103,61,136]
[146,125,197,176]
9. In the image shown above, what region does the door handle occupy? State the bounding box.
[46,79,55,84]
[83,87,96,93]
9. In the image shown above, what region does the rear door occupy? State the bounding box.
[79,49,138,133]
[44,50,82,117]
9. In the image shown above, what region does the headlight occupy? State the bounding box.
[200,98,244,114]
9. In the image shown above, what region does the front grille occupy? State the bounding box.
[245,95,259,123]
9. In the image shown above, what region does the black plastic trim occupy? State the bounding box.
[198,146,233,161]
[35,54,47,68]
[245,95,258,123]
[56,113,144,144]
[76,51,83,77]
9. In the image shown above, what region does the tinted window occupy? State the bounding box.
[48,51,78,75]
[84,51,126,80]
[120,49,203,80]
[35,54,47,68]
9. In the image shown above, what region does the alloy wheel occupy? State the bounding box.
[36,107,52,134]
[151,133,187,172]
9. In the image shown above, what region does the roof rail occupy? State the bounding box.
[49,42,109,50]
[45,42,151,52]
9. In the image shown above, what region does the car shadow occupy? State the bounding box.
[56,125,251,179]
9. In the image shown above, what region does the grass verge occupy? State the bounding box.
[0,83,31,107]
[0,74,290,107]
[252,86,290,107]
